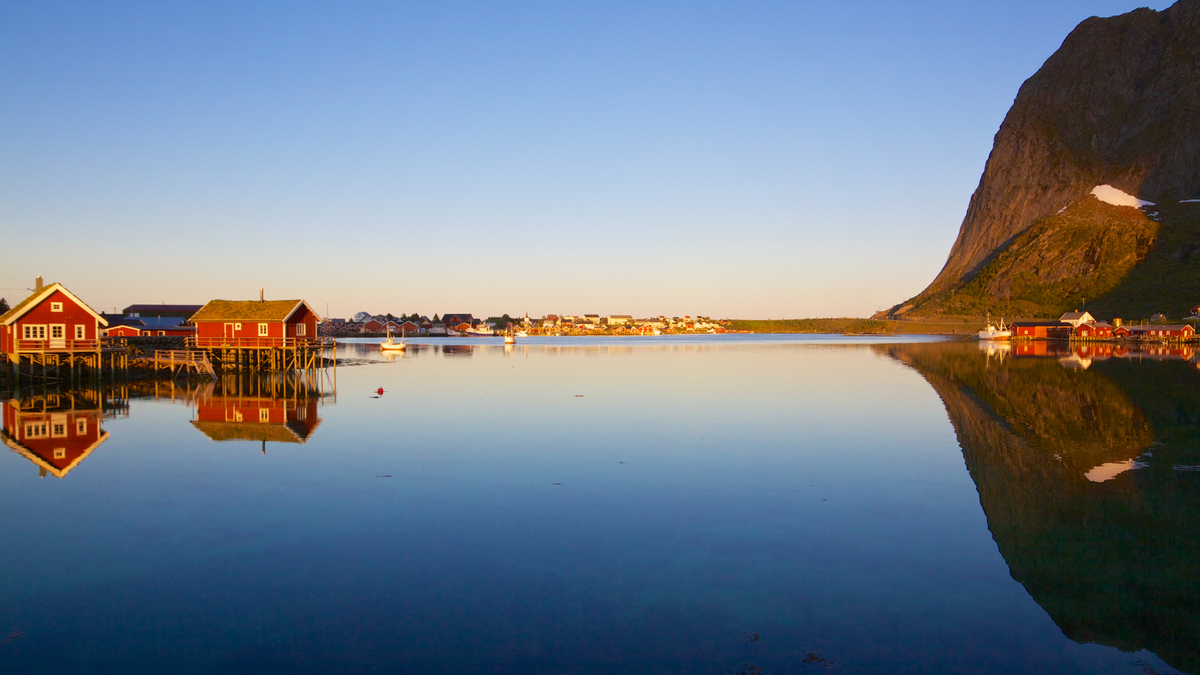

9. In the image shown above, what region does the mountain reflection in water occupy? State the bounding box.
[880,341,1200,673]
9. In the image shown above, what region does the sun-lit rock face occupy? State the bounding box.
[896,0,1200,314]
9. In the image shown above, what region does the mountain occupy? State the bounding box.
[888,0,1200,319]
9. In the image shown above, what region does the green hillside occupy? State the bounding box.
[897,197,1200,321]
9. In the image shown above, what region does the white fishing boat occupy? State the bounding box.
[380,326,406,352]
[515,331,528,338]
[464,324,495,337]
[504,331,516,344]
[977,314,1011,341]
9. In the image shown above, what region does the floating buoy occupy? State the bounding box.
[376,387,384,395]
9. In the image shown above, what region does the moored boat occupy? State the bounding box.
[977,314,1011,341]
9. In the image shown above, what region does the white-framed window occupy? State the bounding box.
[22,325,46,340]
[235,323,242,331]
[76,419,88,435]
[24,422,48,439]
[296,323,306,336]
[54,448,66,459]
[50,325,64,339]
[258,323,269,336]
[52,420,68,437]
[74,325,85,339]
[259,408,271,422]
[50,302,63,312]
[158,331,165,336]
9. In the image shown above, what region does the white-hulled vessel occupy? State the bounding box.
[977,314,1011,341]
[380,326,406,352]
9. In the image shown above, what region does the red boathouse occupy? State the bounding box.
[1,278,108,370]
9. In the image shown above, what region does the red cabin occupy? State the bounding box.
[1073,322,1114,339]
[1123,324,1196,341]
[189,299,321,348]
[1009,321,1073,340]
[1,278,107,358]
[191,393,321,446]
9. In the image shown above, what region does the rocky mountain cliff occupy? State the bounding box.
[890,0,1200,318]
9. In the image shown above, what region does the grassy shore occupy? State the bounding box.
[729,317,986,335]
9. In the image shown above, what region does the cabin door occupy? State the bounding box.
[49,324,66,349]
[224,323,236,342]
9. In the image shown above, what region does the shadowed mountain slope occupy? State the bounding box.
[890,0,1200,318]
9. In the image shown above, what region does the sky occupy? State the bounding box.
[0,1,1175,320]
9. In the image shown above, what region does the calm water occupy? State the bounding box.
[1,335,1197,674]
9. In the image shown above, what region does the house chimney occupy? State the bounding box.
[35,276,43,292]
[260,288,264,303]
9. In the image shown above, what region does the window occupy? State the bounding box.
[50,325,64,339]
[24,422,48,439]
[22,325,46,340]
[52,418,68,437]
[258,323,269,336]
[54,448,66,459]
[75,325,85,339]
[259,408,271,422]
[158,331,165,336]
[76,419,88,435]
[296,323,306,336]
[50,302,63,312]
[235,323,242,331]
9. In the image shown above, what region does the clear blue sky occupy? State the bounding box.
[0,1,1173,319]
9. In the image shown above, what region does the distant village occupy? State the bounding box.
[322,312,732,336]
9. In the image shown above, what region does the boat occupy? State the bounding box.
[977,313,1011,341]
[380,326,406,352]
[464,324,495,337]
[515,331,528,338]
[504,330,515,345]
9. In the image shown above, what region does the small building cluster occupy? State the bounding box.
[320,312,728,336]
[1009,310,1197,342]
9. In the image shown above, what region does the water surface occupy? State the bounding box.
[1,335,1196,674]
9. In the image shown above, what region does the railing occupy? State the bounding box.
[14,338,101,352]
[188,336,336,349]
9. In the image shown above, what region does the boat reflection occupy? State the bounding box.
[881,342,1200,673]
[190,374,330,452]
[1,389,112,479]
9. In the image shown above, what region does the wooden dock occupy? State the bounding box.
[132,350,217,378]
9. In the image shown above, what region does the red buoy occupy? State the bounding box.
[376,387,384,395]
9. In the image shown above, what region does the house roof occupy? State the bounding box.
[1010,321,1071,327]
[1130,324,1194,331]
[123,304,203,314]
[189,299,319,323]
[1060,311,1092,321]
[190,419,319,444]
[0,283,108,327]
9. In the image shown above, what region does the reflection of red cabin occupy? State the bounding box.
[1,278,107,357]
[190,299,321,348]
[191,395,321,446]
[1,401,107,478]
[1009,321,1072,340]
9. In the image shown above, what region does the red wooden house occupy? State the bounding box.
[397,320,421,334]
[363,318,386,333]
[1073,322,1114,339]
[1,398,108,479]
[1123,324,1196,341]
[1,278,107,358]
[189,299,321,348]
[1009,321,1072,340]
